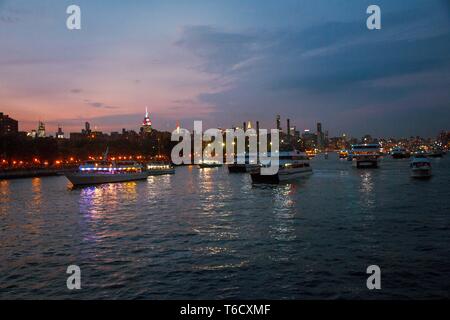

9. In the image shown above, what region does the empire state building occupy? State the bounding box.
[141,107,152,133]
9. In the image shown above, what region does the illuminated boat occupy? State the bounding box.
[339,150,349,159]
[351,144,381,168]
[410,155,432,178]
[146,162,175,175]
[65,160,149,186]
[251,150,312,184]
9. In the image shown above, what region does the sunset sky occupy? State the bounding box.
[1,0,449,137]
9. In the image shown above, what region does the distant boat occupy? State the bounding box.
[65,160,149,186]
[251,150,312,184]
[351,144,381,168]
[146,162,175,175]
[339,150,349,159]
[391,146,410,159]
[410,155,432,179]
[427,149,445,158]
[198,159,223,168]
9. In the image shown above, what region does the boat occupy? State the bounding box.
[146,162,175,175]
[198,159,223,168]
[391,146,410,159]
[339,150,349,159]
[410,155,432,178]
[251,150,312,184]
[427,148,445,158]
[65,160,149,186]
[227,154,259,173]
[351,144,381,168]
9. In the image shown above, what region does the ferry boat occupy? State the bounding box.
[410,155,432,178]
[351,144,381,168]
[65,160,149,186]
[391,146,410,159]
[251,150,312,184]
[146,162,175,175]
[198,159,223,168]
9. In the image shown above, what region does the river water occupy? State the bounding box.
[1,154,449,299]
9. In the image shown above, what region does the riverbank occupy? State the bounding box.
[0,167,77,180]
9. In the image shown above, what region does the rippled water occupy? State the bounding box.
[1,154,450,299]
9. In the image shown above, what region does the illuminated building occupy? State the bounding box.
[141,107,152,133]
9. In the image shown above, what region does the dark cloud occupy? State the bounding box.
[176,4,450,137]
[85,100,119,110]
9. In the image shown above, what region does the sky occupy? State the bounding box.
[0,0,449,138]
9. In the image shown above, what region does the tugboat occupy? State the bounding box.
[410,155,432,178]
[351,144,381,168]
[251,150,312,184]
[146,162,175,175]
[391,146,410,159]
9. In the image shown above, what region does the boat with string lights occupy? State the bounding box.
[146,162,176,175]
[64,148,149,186]
[65,160,149,186]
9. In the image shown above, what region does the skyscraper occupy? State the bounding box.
[141,107,152,133]
[276,115,281,131]
[37,121,46,138]
[317,122,324,149]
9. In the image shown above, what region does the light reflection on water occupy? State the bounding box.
[1,155,450,299]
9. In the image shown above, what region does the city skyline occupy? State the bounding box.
[1,0,450,137]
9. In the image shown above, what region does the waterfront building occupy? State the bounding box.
[0,112,19,136]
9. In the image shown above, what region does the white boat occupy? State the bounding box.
[251,150,312,184]
[147,162,175,175]
[410,156,432,178]
[351,144,381,168]
[65,160,149,186]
